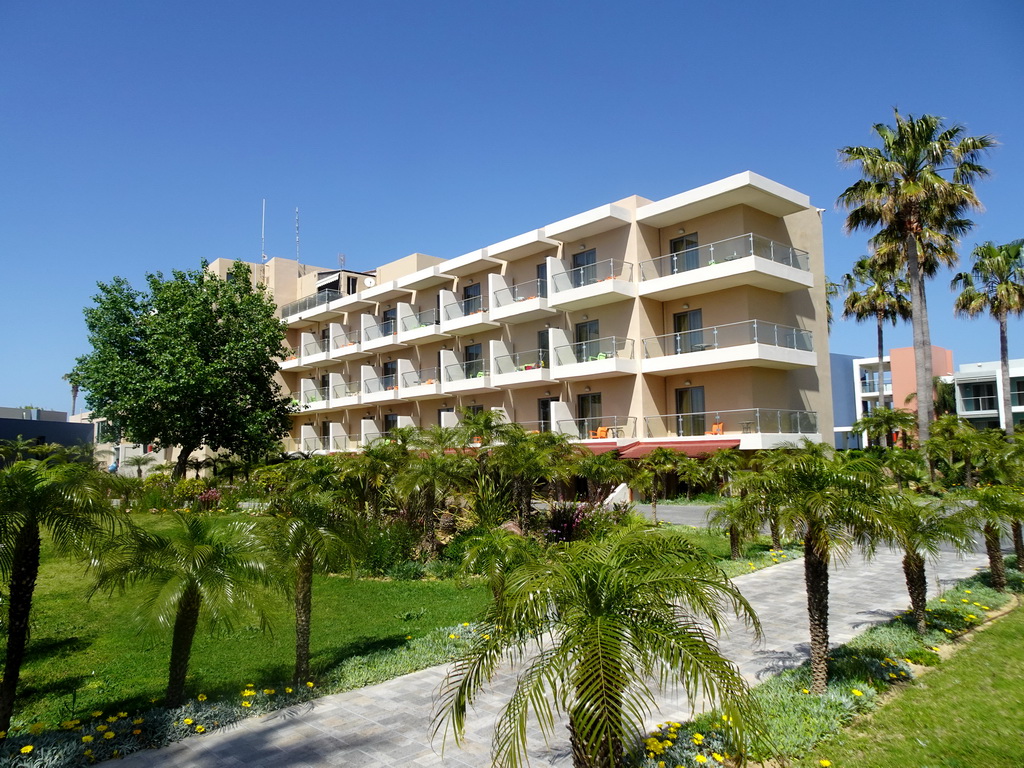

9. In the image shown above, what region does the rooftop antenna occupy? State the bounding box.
[295,207,300,261]
[260,198,267,263]
[337,252,346,271]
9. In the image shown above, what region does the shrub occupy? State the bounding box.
[387,560,426,581]
[361,520,417,576]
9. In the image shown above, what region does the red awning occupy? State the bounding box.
[617,439,741,459]
[578,441,624,455]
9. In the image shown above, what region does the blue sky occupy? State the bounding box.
[2,0,1022,412]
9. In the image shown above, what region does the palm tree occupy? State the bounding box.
[123,452,156,478]
[0,459,116,731]
[952,239,1024,439]
[842,256,913,426]
[707,495,762,560]
[0,435,46,463]
[947,485,1022,592]
[267,459,363,684]
[869,493,973,633]
[674,454,708,501]
[635,447,681,521]
[838,110,995,447]
[702,447,745,496]
[759,441,886,693]
[61,371,82,416]
[852,407,917,450]
[92,511,271,706]
[574,450,628,506]
[434,523,759,768]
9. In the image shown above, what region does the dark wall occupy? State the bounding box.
[0,418,95,448]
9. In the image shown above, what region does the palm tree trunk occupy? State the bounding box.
[729,525,741,560]
[999,314,1014,439]
[166,584,202,707]
[902,551,928,634]
[294,554,314,685]
[984,524,1007,592]
[0,523,41,733]
[1012,522,1024,570]
[804,532,830,694]
[877,313,889,447]
[906,236,934,449]
[769,516,781,550]
[568,706,620,768]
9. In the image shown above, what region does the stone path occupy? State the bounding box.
[115,528,991,768]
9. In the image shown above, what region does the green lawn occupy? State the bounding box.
[793,603,1024,767]
[9,513,489,727]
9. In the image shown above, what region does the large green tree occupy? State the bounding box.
[952,239,1024,439]
[838,110,994,447]
[73,261,294,479]
[842,256,912,428]
[0,459,115,732]
[434,523,758,768]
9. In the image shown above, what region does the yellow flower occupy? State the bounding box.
[84,749,92,756]
[819,761,832,767]
[132,718,144,725]
[197,694,208,702]
[103,731,115,740]
[851,689,863,696]
[92,711,103,718]
[695,756,708,765]
[462,622,470,627]
[263,688,275,695]
[449,634,457,639]
[801,688,810,694]
[20,745,32,754]
[132,729,142,735]
[241,701,252,708]
[692,733,704,744]
[183,719,193,725]
[82,735,94,743]
[965,590,972,594]
[29,722,45,734]
[405,635,412,640]
[712,754,724,764]
[962,599,969,603]
[242,690,256,697]
[945,628,953,634]
[285,687,293,694]
[196,725,206,733]
[96,725,107,732]
[306,681,314,688]
[939,598,947,603]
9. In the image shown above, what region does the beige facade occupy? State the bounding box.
[216,172,834,456]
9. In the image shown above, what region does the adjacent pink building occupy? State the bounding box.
[890,346,954,415]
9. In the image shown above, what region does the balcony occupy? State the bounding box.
[443,360,496,395]
[555,416,637,441]
[397,309,446,345]
[330,381,361,408]
[299,386,330,412]
[491,349,552,389]
[548,260,636,311]
[552,336,637,380]
[362,320,403,353]
[440,296,499,336]
[363,374,402,404]
[641,320,815,376]
[514,420,553,434]
[960,396,998,413]
[637,234,813,301]
[280,346,304,371]
[400,367,444,400]
[330,330,368,361]
[280,338,329,372]
[489,280,556,324]
[280,289,346,325]
[644,408,819,449]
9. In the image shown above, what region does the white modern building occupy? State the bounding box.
[953,358,1024,431]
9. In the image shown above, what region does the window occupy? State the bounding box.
[538,329,550,368]
[1012,378,1024,407]
[465,404,484,416]
[464,343,483,378]
[669,234,699,273]
[381,307,397,335]
[960,381,997,412]
[675,386,705,436]
[575,320,600,361]
[538,397,559,432]
[673,309,703,354]
[346,276,359,295]
[382,413,399,435]
[572,249,597,288]
[382,360,398,389]
[536,262,548,298]
[578,392,602,437]
[463,282,482,313]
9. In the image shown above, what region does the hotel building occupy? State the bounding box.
[210,172,834,458]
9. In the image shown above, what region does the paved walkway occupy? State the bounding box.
[115,533,991,768]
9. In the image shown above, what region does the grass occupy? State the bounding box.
[791,601,1024,768]
[7,512,489,728]
[668,525,801,578]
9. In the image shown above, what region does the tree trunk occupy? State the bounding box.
[729,525,741,560]
[165,584,202,707]
[769,517,781,550]
[173,447,196,481]
[902,551,928,634]
[568,706,620,768]
[905,236,934,449]
[294,554,314,685]
[877,314,889,447]
[984,524,1007,592]
[804,532,830,694]
[0,523,42,733]
[1012,521,1024,570]
[999,314,1014,439]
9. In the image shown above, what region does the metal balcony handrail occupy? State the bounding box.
[331,329,357,347]
[281,289,343,318]
[282,346,300,362]
[644,408,818,437]
[364,319,397,341]
[493,348,550,374]
[553,336,635,365]
[637,233,811,280]
[444,360,489,381]
[301,386,329,404]
[400,308,440,331]
[960,396,999,412]
[551,259,632,292]
[555,415,637,439]
[364,374,399,393]
[331,381,360,398]
[642,320,813,357]
[493,279,548,307]
[401,367,441,387]
[443,296,488,320]
[302,338,328,356]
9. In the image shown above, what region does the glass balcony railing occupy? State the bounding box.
[494,349,550,374]
[492,279,548,307]
[331,381,360,398]
[443,296,487,320]
[645,409,818,438]
[400,308,441,332]
[555,416,637,439]
[332,329,358,348]
[301,436,331,453]
[401,367,441,387]
[960,396,998,412]
[642,320,812,358]
[281,289,343,318]
[302,338,328,356]
[444,360,488,381]
[364,375,399,394]
[554,336,635,366]
[551,260,632,292]
[282,346,299,362]
[301,387,329,405]
[364,320,396,341]
[514,420,552,434]
[638,234,810,280]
